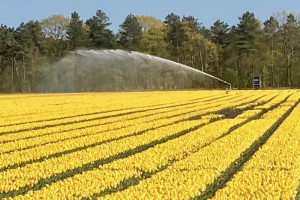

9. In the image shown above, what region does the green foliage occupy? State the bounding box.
[225,12,264,88]
[164,13,184,61]
[210,20,230,45]
[86,10,117,49]
[1,10,300,93]
[40,14,69,40]
[118,14,142,51]
[223,67,238,88]
[137,15,164,32]
[137,16,171,58]
[235,12,262,53]
[67,12,89,50]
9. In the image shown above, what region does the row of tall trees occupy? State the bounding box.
[1,10,300,92]
[211,12,300,88]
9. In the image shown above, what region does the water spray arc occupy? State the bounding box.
[51,49,231,92]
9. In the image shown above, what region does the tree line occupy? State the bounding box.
[0,10,300,92]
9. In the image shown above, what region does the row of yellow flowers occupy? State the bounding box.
[0,91,226,124]
[0,91,245,142]
[212,95,300,199]
[0,91,251,146]
[0,90,258,162]
[0,91,269,195]
[97,92,299,200]
[0,90,261,158]
[4,91,286,199]
[2,91,294,199]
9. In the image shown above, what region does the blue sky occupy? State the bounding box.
[1,0,299,32]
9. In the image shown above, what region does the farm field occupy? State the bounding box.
[0,90,300,199]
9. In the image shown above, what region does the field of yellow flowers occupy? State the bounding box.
[0,90,300,199]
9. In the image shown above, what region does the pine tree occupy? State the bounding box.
[67,12,89,50]
[118,14,142,51]
[86,10,117,48]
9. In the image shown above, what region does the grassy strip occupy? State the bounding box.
[296,181,300,200]
[192,96,300,200]
[0,95,234,136]
[80,94,285,199]
[0,94,270,170]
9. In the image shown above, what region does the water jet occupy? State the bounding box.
[45,49,231,92]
